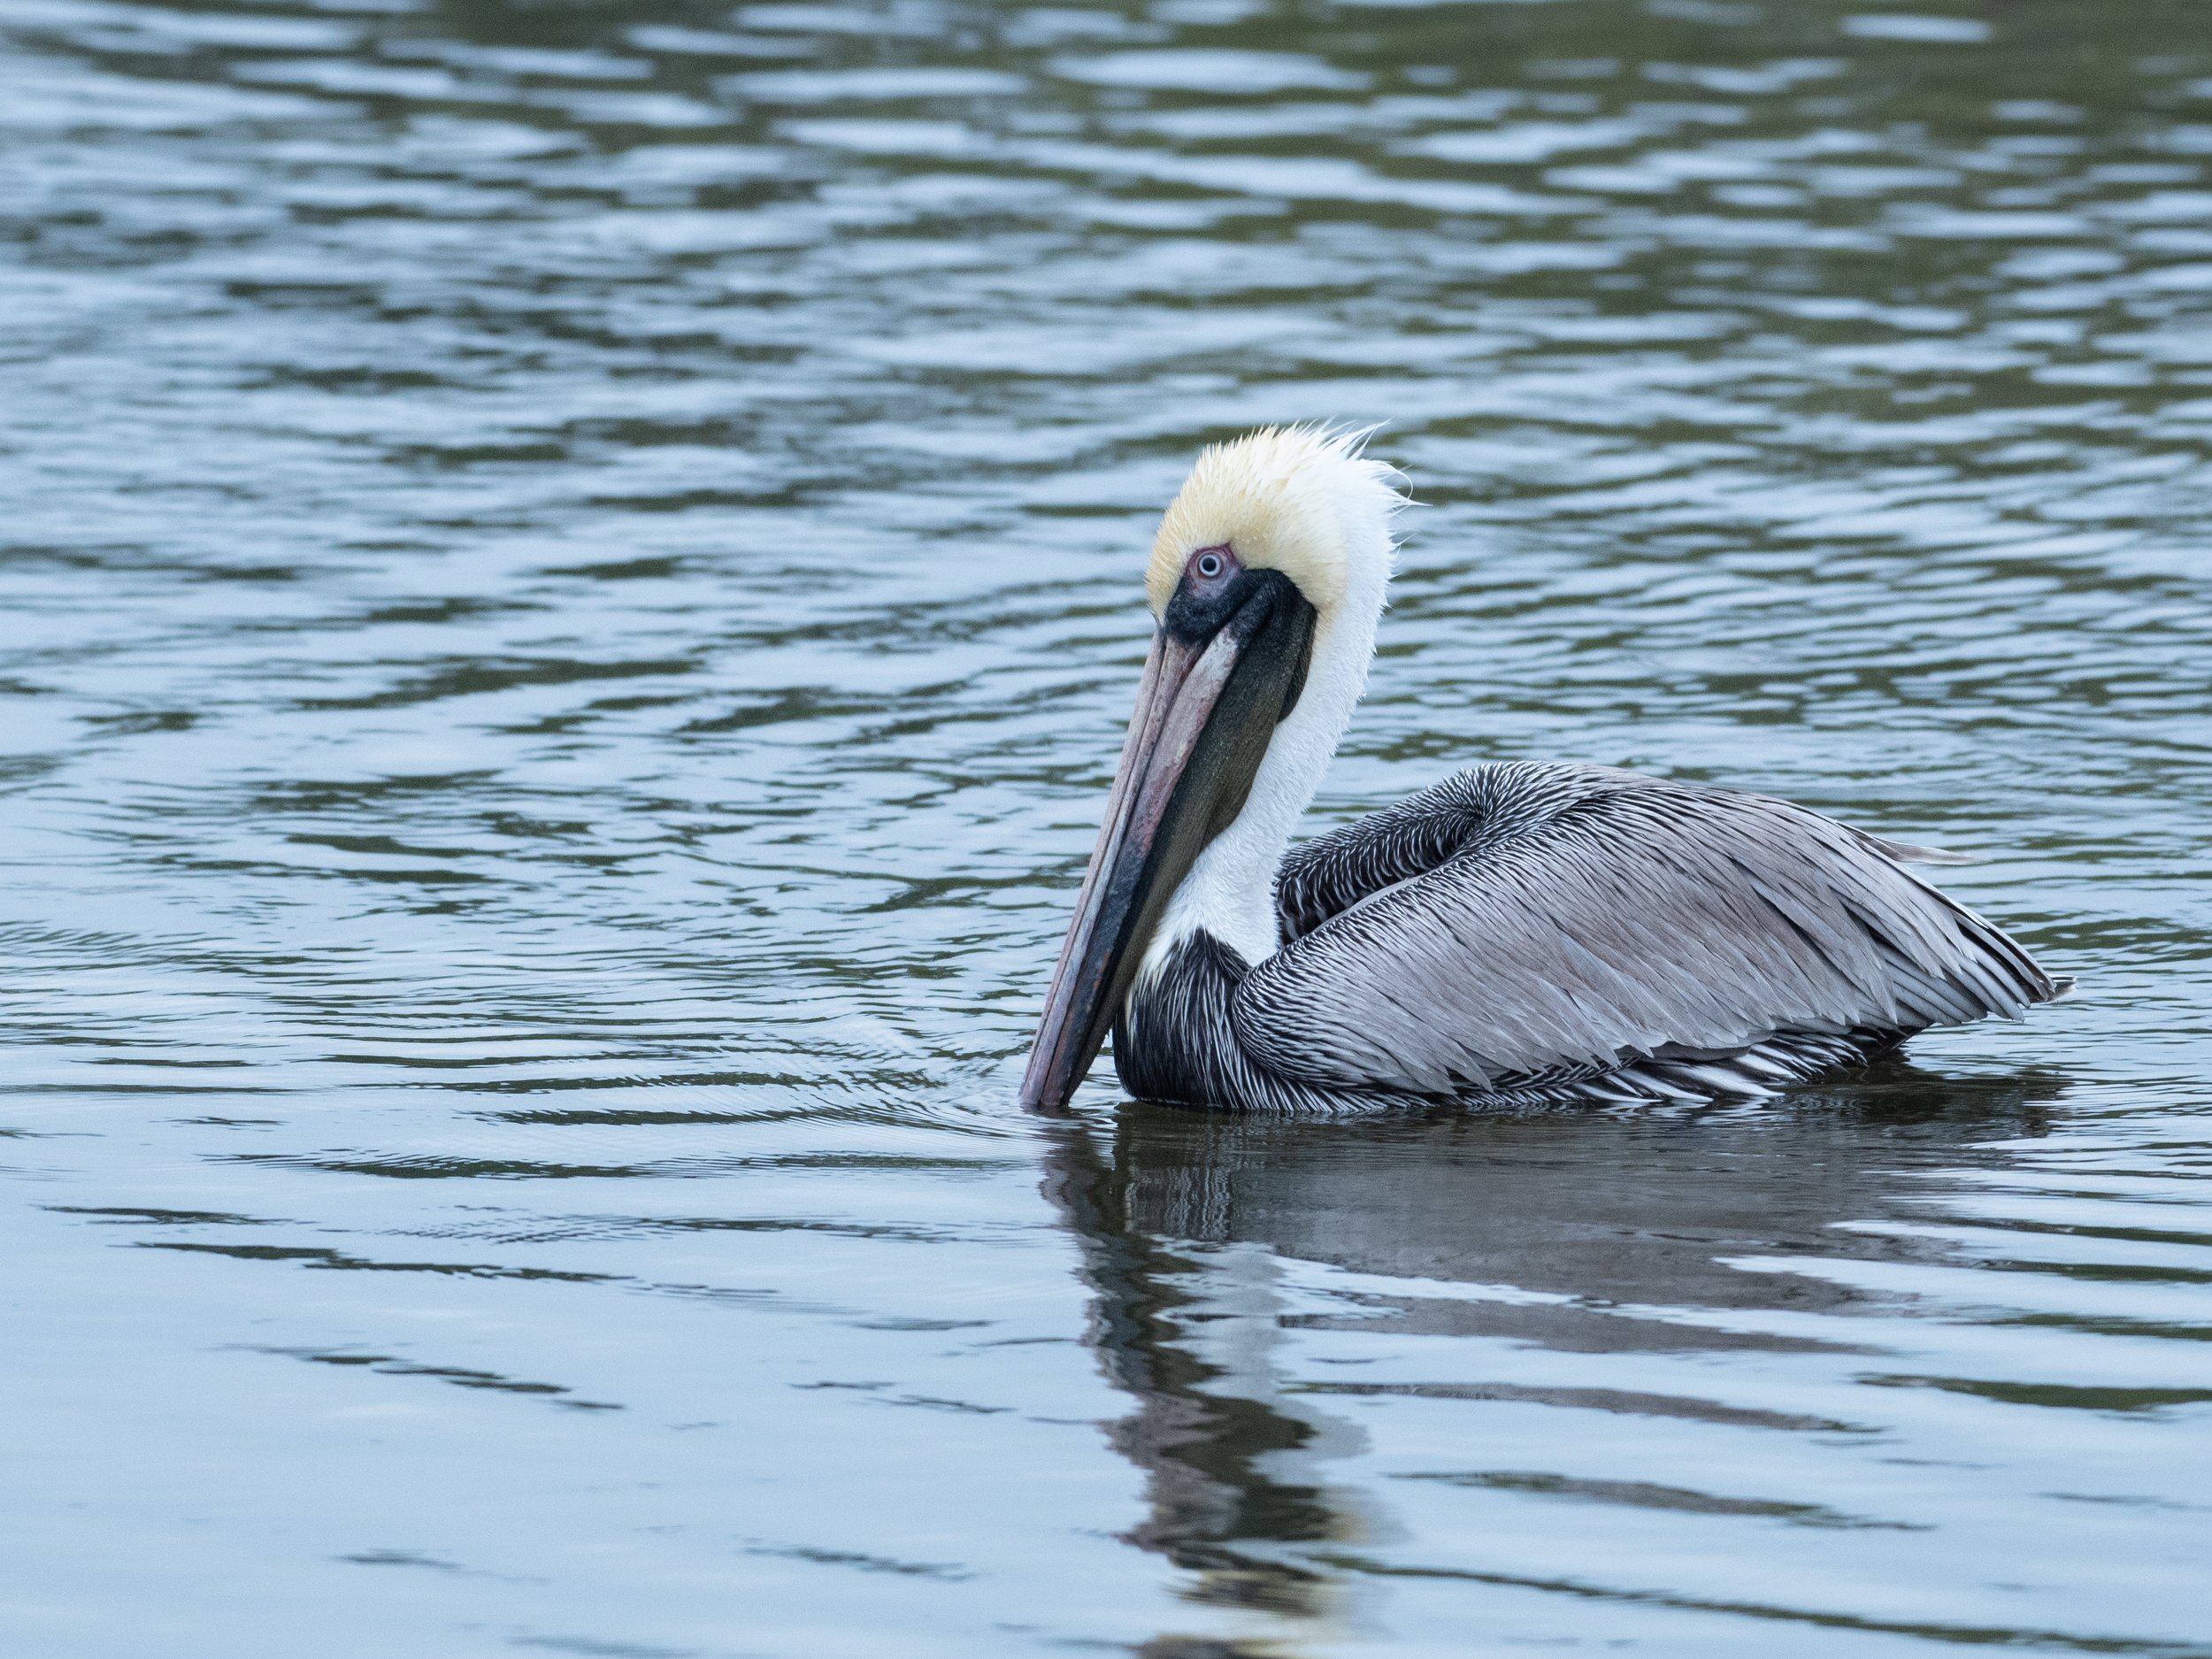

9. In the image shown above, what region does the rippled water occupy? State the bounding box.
[4,0,2210,1652]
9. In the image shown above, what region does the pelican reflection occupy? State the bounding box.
[1040,1064,2066,1644]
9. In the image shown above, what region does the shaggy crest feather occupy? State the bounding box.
[1147,426,1404,621]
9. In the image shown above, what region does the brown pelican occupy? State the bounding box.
[1020,427,2069,1114]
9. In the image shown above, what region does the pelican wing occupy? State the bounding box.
[1244,763,2057,1096]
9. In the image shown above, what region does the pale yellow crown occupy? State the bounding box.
[1145,426,1402,619]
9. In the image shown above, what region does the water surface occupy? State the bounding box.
[3,0,2209,1653]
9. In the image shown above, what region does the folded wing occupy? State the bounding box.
[1243,763,2058,1097]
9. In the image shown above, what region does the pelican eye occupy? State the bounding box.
[1194,550,1225,579]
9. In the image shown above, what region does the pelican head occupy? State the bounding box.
[1019,426,1402,1110]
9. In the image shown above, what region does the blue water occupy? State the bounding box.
[3,0,2209,1652]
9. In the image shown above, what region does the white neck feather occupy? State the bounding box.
[1141,509,1393,975]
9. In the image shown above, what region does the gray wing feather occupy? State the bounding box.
[1243,763,2057,1094]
